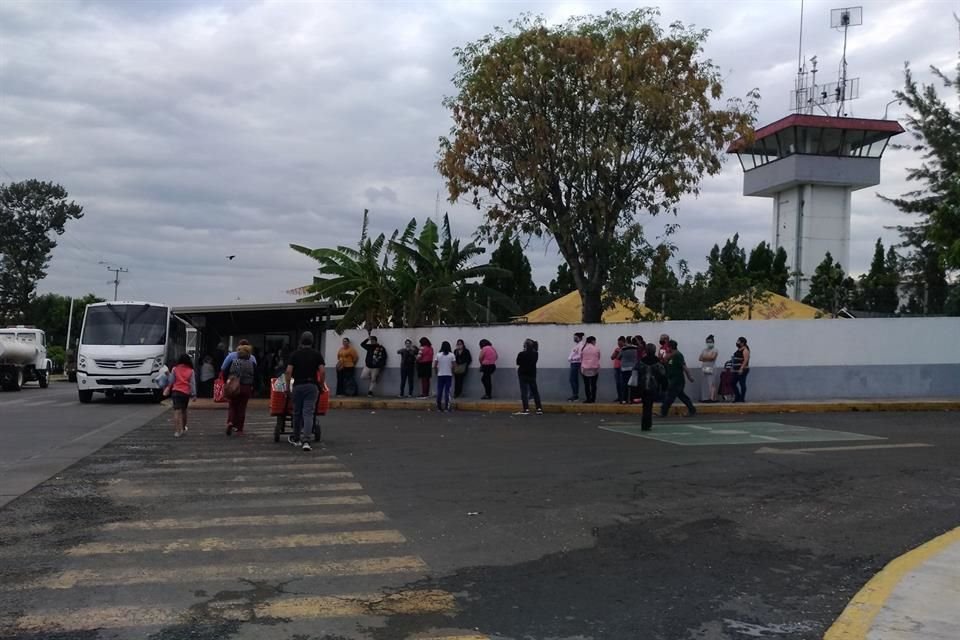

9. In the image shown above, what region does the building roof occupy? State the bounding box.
[717,291,824,320]
[515,291,655,324]
[727,113,905,153]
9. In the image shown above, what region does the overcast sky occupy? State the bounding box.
[1,0,956,306]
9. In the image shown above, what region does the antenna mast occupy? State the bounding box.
[100,263,129,301]
[831,6,863,116]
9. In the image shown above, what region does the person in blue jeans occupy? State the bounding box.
[285,331,326,452]
[731,336,751,402]
[567,332,584,401]
[515,338,543,415]
[434,341,456,412]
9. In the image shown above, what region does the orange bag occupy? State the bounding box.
[317,384,330,416]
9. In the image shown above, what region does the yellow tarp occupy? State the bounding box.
[720,291,823,320]
[516,291,654,324]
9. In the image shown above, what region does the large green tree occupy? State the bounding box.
[856,239,900,314]
[643,245,680,314]
[0,180,84,323]
[438,9,756,322]
[481,236,537,320]
[880,50,960,272]
[27,292,104,348]
[803,252,857,315]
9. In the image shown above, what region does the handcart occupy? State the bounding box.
[718,367,736,402]
[270,378,330,443]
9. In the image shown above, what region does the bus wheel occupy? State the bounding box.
[78,389,93,403]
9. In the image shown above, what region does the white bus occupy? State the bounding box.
[76,301,188,403]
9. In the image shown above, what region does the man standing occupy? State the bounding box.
[660,339,696,417]
[567,332,584,401]
[285,332,325,452]
[635,343,667,430]
[360,336,387,397]
[336,337,359,396]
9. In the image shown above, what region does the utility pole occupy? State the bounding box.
[101,263,128,301]
[65,296,75,350]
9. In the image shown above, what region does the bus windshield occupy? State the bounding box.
[81,305,168,346]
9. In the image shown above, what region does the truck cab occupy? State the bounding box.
[0,326,51,391]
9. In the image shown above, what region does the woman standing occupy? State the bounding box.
[453,339,472,398]
[226,344,256,436]
[478,339,498,399]
[416,338,434,398]
[397,339,418,398]
[434,341,456,412]
[698,334,719,402]
[611,337,625,403]
[731,337,751,403]
[515,338,543,415]
[580,336,601,403]
[199,355,216,398]
[618,337,638,405]
[336,337,359,396]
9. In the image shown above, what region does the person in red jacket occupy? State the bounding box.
[165,353,197,438]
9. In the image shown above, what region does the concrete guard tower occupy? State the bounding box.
[727,6,905,301]
[727,114,903,300]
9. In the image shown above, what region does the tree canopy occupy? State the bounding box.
[292,211,510,330]
[27,292,104,349]
[0,180,84,323]
[438,9,757,322]
[481,237,539,320]
[802,252,857,315]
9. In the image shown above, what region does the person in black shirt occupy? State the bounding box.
[360,336,388,396]
[515,338,543,415]
[285,331,326,451]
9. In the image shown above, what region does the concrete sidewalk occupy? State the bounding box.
[825,527,960,640]
[192,395,960,414]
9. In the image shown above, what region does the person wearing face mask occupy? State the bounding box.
[731,336,751,403]
[698,334,719,402]
[657,333,671,363]
[567,332,585,401]
[397,339,418,398]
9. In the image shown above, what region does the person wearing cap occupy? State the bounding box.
[567,332,585,401]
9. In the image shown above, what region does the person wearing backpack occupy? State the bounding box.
[225,344,257,436]
[660,339,697,418]
[634,342,667,431]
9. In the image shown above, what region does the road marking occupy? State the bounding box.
[66,529,407,556]
[152,455,337,465]
[180,494,375,510]
[109,471,355,485]
[106,482,363,497]
[103,510,388,531]
[20,555,428,589]
[124,462,345,474]
[824,526,960,639]
[0,398,29,406]
[755,443,933,455]
[21,400,59,407]
[14,590,456,631]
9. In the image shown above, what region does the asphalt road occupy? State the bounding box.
[0,406,958,640]
[0,381,166,508]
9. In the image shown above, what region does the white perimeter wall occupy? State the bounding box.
[328,318,960,371]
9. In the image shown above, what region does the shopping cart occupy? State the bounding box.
[270,379,330,443]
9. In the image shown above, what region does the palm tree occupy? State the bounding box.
[291,210,396,332]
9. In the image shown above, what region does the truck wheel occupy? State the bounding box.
[11,370,23,391]
[152,389,164,403]
[68,372,77,383]
[78,389,93,403]
[39,372,49,389]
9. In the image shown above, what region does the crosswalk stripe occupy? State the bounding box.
[176,494,374,511]
[67,529,407,556]
[103,510,387,531]
[20,555,428,589]
[107,482,362,497]
[124,462,345,474]
[14,590,456,631]
[152,455,337,465]
[109,466,353,486]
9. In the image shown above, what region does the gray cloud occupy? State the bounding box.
[0,0,955,306]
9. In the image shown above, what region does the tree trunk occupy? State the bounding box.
[581,288,603,323]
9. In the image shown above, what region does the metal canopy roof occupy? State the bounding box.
[727,114,905,154]
[173,301,340,334]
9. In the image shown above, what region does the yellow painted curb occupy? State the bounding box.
[823,526,960,640]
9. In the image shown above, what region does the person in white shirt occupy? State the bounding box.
[434,341,457,412]
[567,332,584,401]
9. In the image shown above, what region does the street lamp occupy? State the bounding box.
[882,99,901,120]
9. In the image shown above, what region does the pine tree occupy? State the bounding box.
[482,236,539,319]
[643,245,680,313]
[857,238,900,314]
[803,252,857,315]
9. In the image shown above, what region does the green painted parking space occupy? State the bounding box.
[599,421,886,446]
